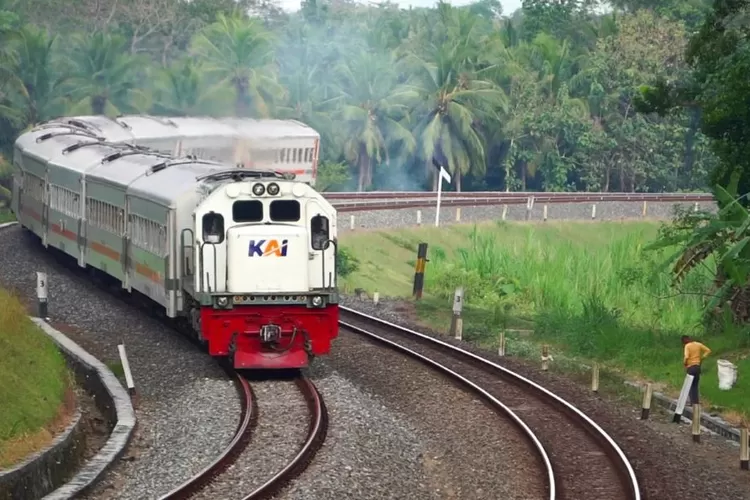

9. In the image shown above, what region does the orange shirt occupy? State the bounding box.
[684,341,711,367]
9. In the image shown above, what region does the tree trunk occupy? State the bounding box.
[357,155,366,192]
[455,169,461,192]
[92,95,106,115]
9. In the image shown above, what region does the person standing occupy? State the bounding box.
[682,335,712,405]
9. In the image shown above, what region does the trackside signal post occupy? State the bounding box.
[412,243,429,299]
[432,158,452,227]
[36,272,48,319]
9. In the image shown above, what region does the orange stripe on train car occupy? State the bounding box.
[50,224,78,242]
[21,206,165,286]
[89,241,121,262]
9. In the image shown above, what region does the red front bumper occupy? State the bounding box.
[200,304,339,369]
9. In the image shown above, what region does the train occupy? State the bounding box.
[35,114,321,186]
[9,116,339,370]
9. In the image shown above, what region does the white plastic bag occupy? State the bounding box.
[717,359,738,390]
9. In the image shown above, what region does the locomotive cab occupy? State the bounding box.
[188,171,339,369]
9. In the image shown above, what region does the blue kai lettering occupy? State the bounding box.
[248,239,289,257]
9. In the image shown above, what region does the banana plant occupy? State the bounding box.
[646,171,750,323]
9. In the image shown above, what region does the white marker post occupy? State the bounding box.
[373,292,380,306]
[435,165,452,227]
[673,374,695,423]
[36,272,48,319]
[450,287,464,340]
[416,210,422,226]
[118,343,136,397]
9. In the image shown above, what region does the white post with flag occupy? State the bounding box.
[435,164,452,227]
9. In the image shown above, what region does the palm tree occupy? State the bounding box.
[13,24,67,125]
[63,31,150,115]
[190,12,284,118]
[150,57,230,116]
[334,52,415,191]
[399,41,508,191]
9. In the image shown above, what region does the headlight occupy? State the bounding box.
[252,183,265,196]
[217,296,228,307]
[311,296,323,307]
[267,182,280,195]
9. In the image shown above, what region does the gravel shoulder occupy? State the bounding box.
[340,296,750,500]
[339,201,716,232]
[289,330,549,500]
[0,226,239,500]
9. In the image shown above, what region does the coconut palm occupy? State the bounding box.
[190,12,284,118]
[399,40,508,191]
[63,31,150,115]
[13,24,67,125]
[334,51,415,191]
[150,57,230,116]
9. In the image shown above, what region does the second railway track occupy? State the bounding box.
[161,372,328,500]
[339,306,641,500]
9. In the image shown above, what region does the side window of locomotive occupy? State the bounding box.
[202,212,225,243]
[233,200,263,222]
[311,215,329,251]
[270,200,300,222]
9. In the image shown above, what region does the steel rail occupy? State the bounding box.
[339,306,641,500]
[339,319,556,499]
[325,191,713,200]
[159,371,255,500]
[332,193,710,212]
[241,376,328,500]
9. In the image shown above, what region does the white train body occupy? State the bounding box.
[11,120,339,370]
[37,115,321,186]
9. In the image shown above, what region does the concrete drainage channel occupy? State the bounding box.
[0,221,136,500]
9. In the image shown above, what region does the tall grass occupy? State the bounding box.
[425,222,732,365]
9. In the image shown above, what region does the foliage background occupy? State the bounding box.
[0,0,718,198]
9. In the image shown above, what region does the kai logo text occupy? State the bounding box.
[248,239,289,257]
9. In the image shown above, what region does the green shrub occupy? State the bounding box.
[336,245,360,278]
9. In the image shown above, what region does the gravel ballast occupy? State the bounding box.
[339,200,716,231]
[294,331,549,500]
[191,380,310,500]
[277,369,443,500]
[340,297,750,500]
[0,225,239,500]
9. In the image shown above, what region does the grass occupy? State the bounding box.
[0,206,13,223]
[340,220,750,423]
[0,288,70,468]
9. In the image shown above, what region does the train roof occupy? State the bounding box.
[85,151,174,187]
[42,116,136,143]
[128,161,226,207]
[45,142,140,173]
[34,115,320,143]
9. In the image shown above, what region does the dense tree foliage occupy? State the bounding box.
[640,0,750,328]
[0,0,718,194]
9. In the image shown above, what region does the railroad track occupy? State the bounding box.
[339,306,641,500]
[327,191,713,212]
[160,373,328,500]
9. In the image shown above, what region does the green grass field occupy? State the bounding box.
[0,288,69,468]
[340,221,750,423]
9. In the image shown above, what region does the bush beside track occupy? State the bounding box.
[0,287,71,469]
[338,220,750,424]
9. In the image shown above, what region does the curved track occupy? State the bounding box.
[329,191,712,212]
[339,306,641,500]
[160,374,327,500]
